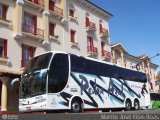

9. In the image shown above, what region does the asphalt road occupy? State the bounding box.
[0,109,160,120]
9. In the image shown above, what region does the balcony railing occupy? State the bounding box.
[21,59,29,68]
[87,46,98,54]
[100,28,109,37]
[27,0,45,7]
[22,24,44,38]
[49,5,63,16]
[102,50,111,58]
[86,21,96,30]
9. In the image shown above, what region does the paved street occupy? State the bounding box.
[0,109,160,120]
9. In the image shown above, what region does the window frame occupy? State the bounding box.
[0,5,2,18]
[69,9,74,17]
[0,4,8,21]
[0,42,4,57]
[70,29,76,43]
[22,44,36,67]
[49,22,55,36]
[0,38,7,58]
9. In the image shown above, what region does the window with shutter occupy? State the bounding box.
[86,17,89,27]
[2,5,8,20]
[49,0,55,11]
[87,36,94,52]
[22,44,36,67]
[0,42,4,57]
[99,23,103,33]
[49,23,55,36]
[70,30,76,43]
[0,4,8,21]
[0,39,7,58]
[69,9,74,17]
[33,16,37,35]
[0,5,2,19]
[150,83,153,90]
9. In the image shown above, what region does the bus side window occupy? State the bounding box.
[111,66,119,79]
[70,55,86,73]
[48,54,69,93]
[124,69,131,80]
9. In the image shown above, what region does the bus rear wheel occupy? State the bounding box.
[125,100,132,111]
[134,100,140,110]
[71,99,83,113]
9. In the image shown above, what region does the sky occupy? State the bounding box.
[91,0,160,68]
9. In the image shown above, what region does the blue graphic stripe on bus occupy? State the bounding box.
[71,72,125,104]
[60,92,73,107]
[111,78,134,97]
[90,80,125,103]
[141,84,148,97]
[96,76,106,83]
[109,78,126,99]
[109,95,124,105]
[71,73,98,108]
[116,79,141,98]
[89,80,104,103]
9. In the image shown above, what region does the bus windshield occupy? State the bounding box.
[23,52,53,74]
[20,53,53,98]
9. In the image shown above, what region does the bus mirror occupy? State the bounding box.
[11,78,20,89]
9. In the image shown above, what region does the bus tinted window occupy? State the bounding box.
[70,54,147,83]
[48,54,69,93]
[24,53,52,73]
[71,55,86,73]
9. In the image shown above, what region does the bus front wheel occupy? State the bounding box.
[71,99,83,113]
[125,99,132,111]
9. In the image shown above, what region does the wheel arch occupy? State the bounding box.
[69,96,84,109]
[125,98,132,106]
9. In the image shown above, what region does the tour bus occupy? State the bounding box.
[149,92,160,109]
[13,51,151,112]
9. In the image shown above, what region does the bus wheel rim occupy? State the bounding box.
[135,102,139,109]
[126,103,131,110]
[72,102,80,112]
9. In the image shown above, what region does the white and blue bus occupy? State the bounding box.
[14,51,150,112]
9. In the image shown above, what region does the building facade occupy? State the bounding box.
[0,0,112,111]
[111,43,160,93]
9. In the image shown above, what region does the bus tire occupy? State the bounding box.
[71,99,83,113]
[134,100,140,110]
[125,99,132,111]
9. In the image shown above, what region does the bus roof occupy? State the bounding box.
[33,51,146,74]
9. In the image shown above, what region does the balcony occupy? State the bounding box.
[87,46,98,56]
[86,21,96,32]
[49,5,63,18]
[101,50,111,60]
[21,59,29,68]
[22,24,44,39]
[25,0,45,11]
[100,28,109,38]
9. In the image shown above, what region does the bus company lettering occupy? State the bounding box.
[79,75,104,95]
[79,75,124,98]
